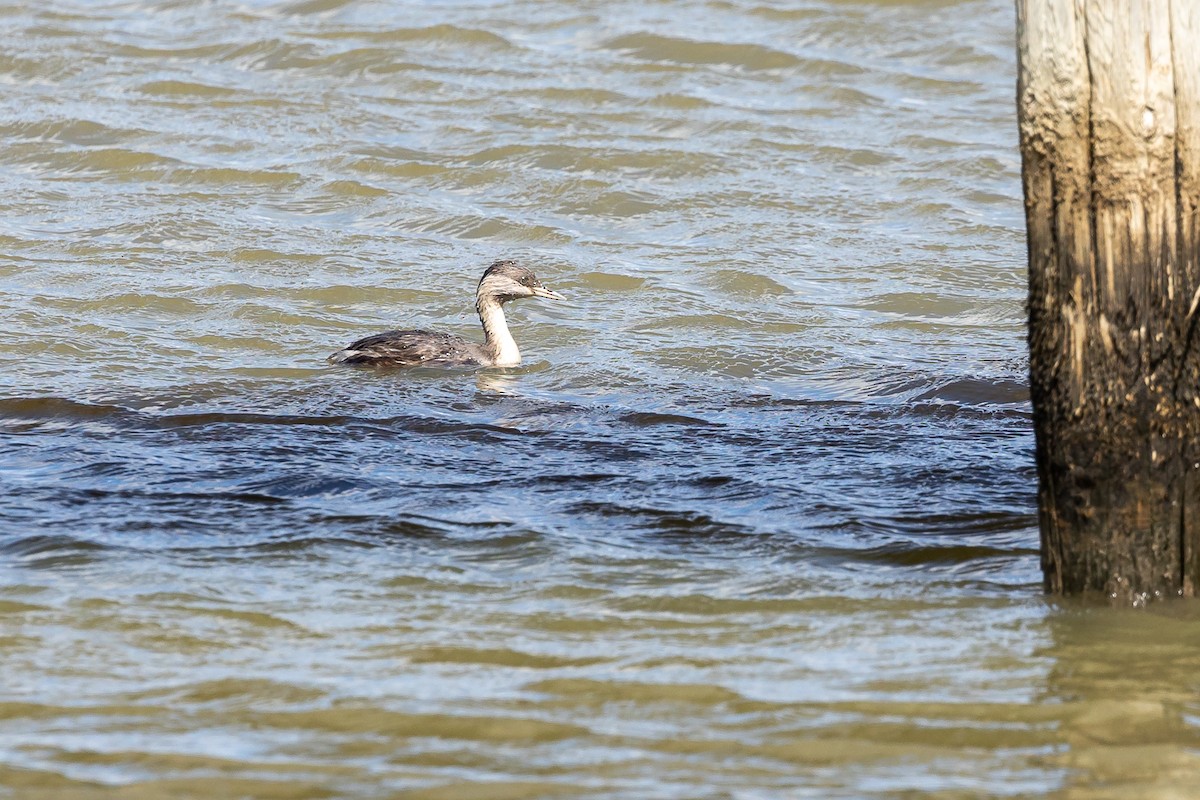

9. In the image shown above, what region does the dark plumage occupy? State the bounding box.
[328,260,564,368]
[330,330,490,367]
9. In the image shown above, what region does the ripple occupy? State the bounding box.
[254,708,589,741]
[309,24,513,49]
[399,646,608,669]
[570,502,752,541]
[166,167,303,187]
[0,534,111,568]
[602,33,802,71]
[16,147,181,177]
[914,377,1030,406]
[577,271,645,291]
[0,119,146,146]
[849,540,1038,567]
[616,411,716,427]
[136,80,237,97]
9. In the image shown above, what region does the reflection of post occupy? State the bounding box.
[1040,611,1200,789]
[1017,0,1200,601]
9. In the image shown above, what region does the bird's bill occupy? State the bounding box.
[532,286,565,300]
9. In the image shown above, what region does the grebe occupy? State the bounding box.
[328,260,564,368]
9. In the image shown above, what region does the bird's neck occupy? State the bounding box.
[477,295,520,367]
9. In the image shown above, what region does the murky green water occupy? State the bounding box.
[4,0,1200,797]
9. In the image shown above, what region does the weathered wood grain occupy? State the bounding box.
[1019,0,1200,601]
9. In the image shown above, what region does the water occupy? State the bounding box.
[4,0,1200,797]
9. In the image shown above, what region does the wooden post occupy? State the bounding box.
[1018,0,1200,602]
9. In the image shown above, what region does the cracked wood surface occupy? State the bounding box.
[1018,0,1200,602]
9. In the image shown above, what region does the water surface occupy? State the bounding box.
[4,0,1200,797]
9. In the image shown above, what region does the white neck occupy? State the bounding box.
[477,296,521,367]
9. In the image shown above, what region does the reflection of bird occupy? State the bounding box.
[328,260,564,368]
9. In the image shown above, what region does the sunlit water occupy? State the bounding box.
[4,0,1200,797]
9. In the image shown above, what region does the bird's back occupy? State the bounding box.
[328,329,490,367]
